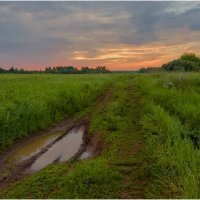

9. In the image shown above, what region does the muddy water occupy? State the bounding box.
[5,131,64,164]
[29,126,85,172]
[79,132,101,160]
[80,151,91,160]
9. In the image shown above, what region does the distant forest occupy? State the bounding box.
[0,66,110,74]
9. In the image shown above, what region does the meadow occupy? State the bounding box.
[135,72,200,198]
[0,74,115,150]
[0,73,200,198]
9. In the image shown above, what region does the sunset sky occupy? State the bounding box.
[1,1,200,70]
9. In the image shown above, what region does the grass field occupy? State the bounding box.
[0,74,115,150]
[135,72,200,198]
[0,73,200,198]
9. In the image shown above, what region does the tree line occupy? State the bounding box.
[0,66,110,74]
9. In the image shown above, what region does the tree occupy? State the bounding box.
[0,67,6,73]
[181,53,200,63]
[9,67,15,73]
[162,53,200,72]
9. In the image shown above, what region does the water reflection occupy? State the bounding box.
[5,131,63,164]
[30,126,84,171]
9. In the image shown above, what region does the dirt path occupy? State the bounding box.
[0,81,149,198]
[0,87,114,190]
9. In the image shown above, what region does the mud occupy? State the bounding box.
[0,119,89,188]
[29,125,85,172]
[0,117,77,165]
[79,132,103,160]
[0,87,112,190]
[5,131,64,165]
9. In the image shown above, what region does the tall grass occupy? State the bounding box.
[135,73,200,198]
[0,74,115,150]
[0,75,134,199]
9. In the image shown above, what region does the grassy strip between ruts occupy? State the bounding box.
[0,75,148,198]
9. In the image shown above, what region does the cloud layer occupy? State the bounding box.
[0,2,200,70]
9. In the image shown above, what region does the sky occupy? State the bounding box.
[0,2,200,71]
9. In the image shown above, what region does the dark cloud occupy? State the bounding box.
[0,2,200,69]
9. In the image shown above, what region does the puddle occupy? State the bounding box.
[5,131,64,164]
[80,151,91,160]
[80,132,102,160]
[29,126,85,172]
